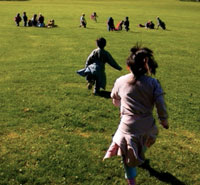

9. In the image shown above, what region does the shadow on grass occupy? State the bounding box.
[139,160,186,185]
[98,90,111,99]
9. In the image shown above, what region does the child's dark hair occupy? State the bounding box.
[126,44,158,82]
[96,37,106,49]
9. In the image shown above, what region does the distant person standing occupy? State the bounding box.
[23,12,28,26]
[107,17,115,31]
[31,14,38,26]
[38,13,45,27]
[80,13,87,28]
[124,16,130,31]
[157,16,166,30]
[14,13,22,26]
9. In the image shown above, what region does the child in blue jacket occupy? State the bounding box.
[77,37,122,94]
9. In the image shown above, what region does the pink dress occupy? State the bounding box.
[103,73,168,167]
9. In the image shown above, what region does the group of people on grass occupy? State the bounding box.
[107,16,130,31]
[15,11,165,31]
[14,12,56,28]
[15,10,168,185]
[80,13,130,31]
[15,12,45,27]
[79,12,166,31]
[77,37,169,185]
[139,16,166,30]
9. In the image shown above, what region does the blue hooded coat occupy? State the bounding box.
[77,47,122,89]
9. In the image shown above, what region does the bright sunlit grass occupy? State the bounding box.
[0,0,200,184]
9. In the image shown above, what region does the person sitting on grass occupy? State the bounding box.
[28,19,32,27]
[103,44,169,185]
[145,20,155,29]
[14,13,22,26]
[31,14,38,26]
[115,20,124,31]
[77,37,122,95]
[138,20,155,29]
[47,19,56,28]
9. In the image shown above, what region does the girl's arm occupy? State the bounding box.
[155,95,169,129]
[154,79,169,129]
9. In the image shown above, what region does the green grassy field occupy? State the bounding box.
[0,0,200,184]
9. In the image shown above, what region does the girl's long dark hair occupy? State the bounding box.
[126,44,158,84]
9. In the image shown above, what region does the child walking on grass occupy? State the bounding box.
[77,37,122,95]
[103,45,169,185]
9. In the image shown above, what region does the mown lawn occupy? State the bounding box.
[0,0,199,184]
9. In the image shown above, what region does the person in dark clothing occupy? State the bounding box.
[145,20,155,29]
[107,17,115,31]
[14,13,22,26]
[31,14,38,26]
[124,16,130,31]
[138,20,155,29]
[23,12,28,26]
[157,17,166,30]
[77,37,122,95]
[38,13,45,27]
[28,19,32,27]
